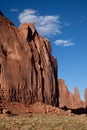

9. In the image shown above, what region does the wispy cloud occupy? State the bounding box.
[64,22,71,26]
[54,39,74,47]
[18,9,61,36]
[10,9,18,12]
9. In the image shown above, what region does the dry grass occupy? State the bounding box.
[0,114,87,130]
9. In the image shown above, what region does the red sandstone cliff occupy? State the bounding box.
[0,12,58,106]
[0,11,86,111]
[58,79,83,109]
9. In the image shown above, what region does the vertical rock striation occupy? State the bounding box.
[58,79,83,109]
[0,11,85,110]
[0,12,58,106]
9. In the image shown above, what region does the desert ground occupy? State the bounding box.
[0,114,87,130]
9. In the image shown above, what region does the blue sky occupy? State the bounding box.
[0,0,87,100]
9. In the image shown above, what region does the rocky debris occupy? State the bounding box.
[28,102,74,116]
[58,79,83,109]
[0,101,74,116]
[0,11,58,107]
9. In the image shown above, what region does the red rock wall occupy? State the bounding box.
[58,79,83,109]
[0,12,85,109]
[0,12,58,106]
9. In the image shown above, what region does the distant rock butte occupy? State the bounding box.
[0,12,86,111]
[84,88,87,106]
[58,79,86,109]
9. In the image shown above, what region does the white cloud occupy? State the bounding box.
[54,39,74,47]
[10,9,18,12]
[18,9,61,36]
[64,22,71,26]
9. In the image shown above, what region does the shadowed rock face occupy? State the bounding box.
[0,12,58,106]
[58,79,83,109]
[0,11,4,16]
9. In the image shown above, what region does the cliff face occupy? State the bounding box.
[58,79,83,109]
[0,12,58,106]
[0,12,86,111]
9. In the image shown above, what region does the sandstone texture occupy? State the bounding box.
[58,79,83,109]
[0,12,58,107]
[0,11,86,113]
[84,88,87,107]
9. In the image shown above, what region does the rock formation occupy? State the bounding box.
[0,11,86,112]
[58,79,83,109]
[84,88,87,106]
[58,79,69,108]
[0,11,58,107]
[73,87,83,108]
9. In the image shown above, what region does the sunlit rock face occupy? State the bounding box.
[58,79,83,109]
[0,12,58,106]
[84,88,87,106]
[1,11,85,110]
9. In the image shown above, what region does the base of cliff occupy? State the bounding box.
[0,101,75,116]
